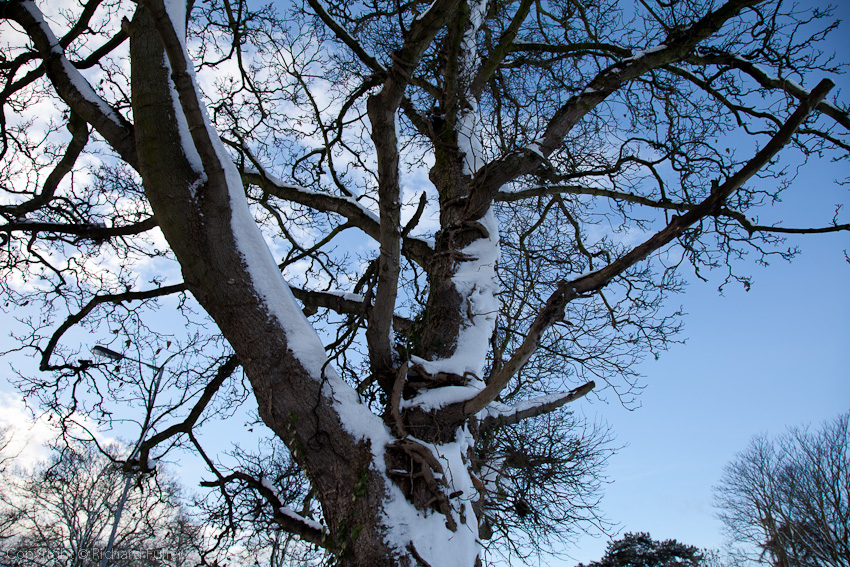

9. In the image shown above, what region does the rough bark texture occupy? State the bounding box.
[128,9,401,565]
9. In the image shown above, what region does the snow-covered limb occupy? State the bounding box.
[478,381,596,431]
[7,1,138,169]
[462,78,835,420]
[469,0,534,97]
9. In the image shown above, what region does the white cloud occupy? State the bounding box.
[0,390,117,471]
[0,391,55,470]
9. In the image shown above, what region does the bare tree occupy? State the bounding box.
[1,0,848,565]
[0,441,199,567]
[714,412,850,567]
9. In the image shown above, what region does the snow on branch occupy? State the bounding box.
[200,471,328,547]
[478,381,596,431]
[8,1,138,168]
[454,78,834,419]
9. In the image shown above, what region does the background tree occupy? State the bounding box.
[714,411,850,567]
[1,0,848,565]
[0,441,199,567]
[576,532,705,567]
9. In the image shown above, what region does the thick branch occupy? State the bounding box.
[3,1,138,169]
[470,0,534,97]
[478,381,595,431]
[466,0,767,220]
[364,0,462,380]
[290,287,413,332]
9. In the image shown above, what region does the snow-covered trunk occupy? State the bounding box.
[415,0,496,389]
[130,3,488,565]
[128,5,400,565]
[385,1,496,562]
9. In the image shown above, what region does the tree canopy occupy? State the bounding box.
[577,532,705,567]
[1,0,848,565]
[715,411,850,567]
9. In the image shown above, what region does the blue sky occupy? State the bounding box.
[568,225,849,564]
[564,2,850,562]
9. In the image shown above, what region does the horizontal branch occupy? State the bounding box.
[478,381,595,431]
[291,287,413,332]
[242,169,432,264]
[687,49,850,132]
[496,183,691,212]
[720,208,850,235]
[0,217,157,241]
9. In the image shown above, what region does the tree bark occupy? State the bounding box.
[128,7,411,565]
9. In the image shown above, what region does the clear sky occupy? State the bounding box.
[568,228,849,564]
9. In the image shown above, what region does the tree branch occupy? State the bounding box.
[240,170,432,266]
[3,1,138,169]
[687,49,850,132]
[466,0,768,220]
[1,112,89,217]
[40,283,186,371]
[470,0,534,97]
[1,217,157,242]
[200,471,328,547]
[137,355,240,470]
[478,381,595,431]
[304,0,384,74]
[461,77,833,416]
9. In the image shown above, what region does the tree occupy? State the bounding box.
[1,0,848,564]
[714,411,850,567]
[577,532,705,567]
[0,442,199,567]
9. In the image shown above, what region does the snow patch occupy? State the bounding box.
[22,2,123,127]
[380,428,481,566]
[400,383,484,412]
[457,107,485,175]
[411,210,500,383]
[157,1,387,444]
[279,506,327,534]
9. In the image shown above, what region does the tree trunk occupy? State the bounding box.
[129,6,481,565]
